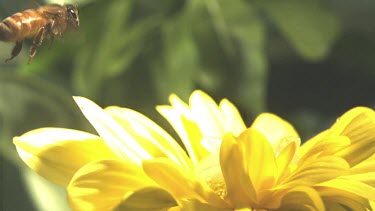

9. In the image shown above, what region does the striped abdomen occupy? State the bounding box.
[0,9,48,42]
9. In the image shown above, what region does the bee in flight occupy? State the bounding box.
[0,4,79,64]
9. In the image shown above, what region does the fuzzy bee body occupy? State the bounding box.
[0,4,79,63]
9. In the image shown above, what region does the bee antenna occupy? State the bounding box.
[32,0,41,8]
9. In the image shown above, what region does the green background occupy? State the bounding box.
[0,0,374,210]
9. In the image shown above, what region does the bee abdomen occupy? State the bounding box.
[0,17,17,41]
[0,10,46,42]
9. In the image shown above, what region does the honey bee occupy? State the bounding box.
[0,4,79,64]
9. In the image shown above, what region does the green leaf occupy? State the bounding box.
[73,0,162,99]
[258,0,340,61]
[152,10,199,102]
[218,0,268,114]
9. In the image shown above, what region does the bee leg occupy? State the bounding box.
[5,41,23,62]
[48,34,55,49]
[28,26,46,64]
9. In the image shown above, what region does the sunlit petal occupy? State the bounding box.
[219,99,247,136]
[220,134,255,207]
[328,107,375,166]
[279,156,349,189]
[143,158,228,208]
[105,106,192,169]
[67,159,156,211]
[251,113,300,155]
[157,105,209,164]
[13,128,117,186]
[73,96,152,164]
[239,128,277,192]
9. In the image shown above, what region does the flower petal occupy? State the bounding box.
[318,178,375,202]
[317,186,371,211]
[73,96,152,164]
[13,128,117,186]
[114,187,177,210]
[220,134,256,207]
[180,199,232,211]
[219,99,247,136]
[251,113,300,155]
[157,105,209,164]
[276,141,297,180]
[105,106,192,169]
[239,128,277,192]
[328,107,375,166]
[67,159,156,211]
[278,186,325,211]
[143,158,228,208]
[279,156,349,189]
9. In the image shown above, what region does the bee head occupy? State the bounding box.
[65,4,79,30]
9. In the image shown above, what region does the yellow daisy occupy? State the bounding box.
[13,90,375,210]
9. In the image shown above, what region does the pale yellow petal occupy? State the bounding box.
[251,113,300,155]
[189,90,227,137]
[114,187,177,210]
[277,186,325,211]
[220,134,255,207]
[73,96,152,164]
[67,159,156,211]
[219,99,247,136]
[13,128,117,186]
[157,105,209,164]
[143,158,228,208]
[105,106,192,169]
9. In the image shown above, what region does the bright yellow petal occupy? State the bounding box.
[251,113,300,156]
[278,186,325,211]
[13,128,117,186]
[344,154,375,187]
[67,159,156,211]
[298,135,350,164]
[278,156,349,189]
[220,134,255,207]
[239,128,277,192]
[275,141,297,180]
[317,186,371,211]
[318,178,375,202]
[114,187,177,210]
[328,107,375,166]
[105,106,192,169]
[143,158,228,208]
[73,96,152,164]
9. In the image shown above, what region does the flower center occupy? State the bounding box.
[194,150,228,198]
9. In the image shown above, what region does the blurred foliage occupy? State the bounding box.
[0,0,375,210]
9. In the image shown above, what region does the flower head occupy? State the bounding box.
[14,90,375,210]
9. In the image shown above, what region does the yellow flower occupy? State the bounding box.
[13,90,375,210]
